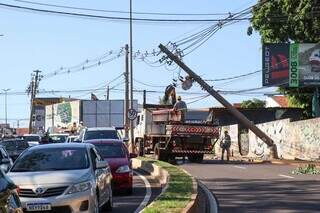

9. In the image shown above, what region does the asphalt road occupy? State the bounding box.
[180,160,320,213]
[111,169,161,213]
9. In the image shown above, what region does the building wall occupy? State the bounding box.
[218,118,320,161]
[265,97,280,107]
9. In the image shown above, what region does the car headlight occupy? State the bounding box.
[116,165,131,173]
[66,181,92,194]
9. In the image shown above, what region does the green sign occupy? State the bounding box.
[289,43,299,87]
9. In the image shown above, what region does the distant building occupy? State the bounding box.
[266,95,289,108]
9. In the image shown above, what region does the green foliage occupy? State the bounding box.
[250,0,320,117]
[240,98,266,108]
[291,164,320,175]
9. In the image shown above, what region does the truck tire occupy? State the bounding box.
[188,154,204,163]
[154,144,168,161]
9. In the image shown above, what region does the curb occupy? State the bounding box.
[181,169,198,213]
[131,158,198,213]
[198,181,218,213]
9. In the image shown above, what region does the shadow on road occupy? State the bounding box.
[202,178,320,213]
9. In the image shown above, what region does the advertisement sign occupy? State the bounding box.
[45,101,80,130]
[34,106,45,132]
[263,43,320,87]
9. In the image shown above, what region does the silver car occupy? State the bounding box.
[8,143,113,213]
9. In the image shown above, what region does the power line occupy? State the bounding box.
[0,2,252,23]
[11,0,236,16]
[205,70,261,82]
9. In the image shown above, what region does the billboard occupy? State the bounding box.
[45,101,80,130]
[262,43,320,87]
[34,106,45,132]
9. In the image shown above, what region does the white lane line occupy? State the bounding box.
[233,165,247,170]
[278,174,295,179]
[133,170,152,213]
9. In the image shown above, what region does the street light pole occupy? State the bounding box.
[2,89,10,126]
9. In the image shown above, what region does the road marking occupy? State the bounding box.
[133,170,152,213]
[278,174,295,179]
[233,165,247,170]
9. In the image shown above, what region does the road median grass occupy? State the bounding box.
[139,157,193,213]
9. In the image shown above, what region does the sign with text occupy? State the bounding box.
[262,43,320,87]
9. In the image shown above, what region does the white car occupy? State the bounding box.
[23,134,41,147]
[49,133,69,143]
[8,143,113,212]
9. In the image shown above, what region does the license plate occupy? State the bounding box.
[26,203,51,211]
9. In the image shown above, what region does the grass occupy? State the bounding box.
[291,164,320,175]
[139,157,193,213]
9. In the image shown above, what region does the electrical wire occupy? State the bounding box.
[0,2,252,23]
[11,0,238,16]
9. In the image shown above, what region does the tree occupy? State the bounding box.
[240,98,266,108]
[250,0,320,117]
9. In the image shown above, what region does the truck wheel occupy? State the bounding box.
[154,144,168,161]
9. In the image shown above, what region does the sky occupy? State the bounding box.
[0,0,276,127]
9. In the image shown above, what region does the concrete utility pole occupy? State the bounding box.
[159,44,279,159]
[124,44,130,139]
[106,86,110,100]
[129,0,135,153]
[28,70,42,134]
[2,89,10,126]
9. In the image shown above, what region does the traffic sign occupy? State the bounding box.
[127,108,137,120]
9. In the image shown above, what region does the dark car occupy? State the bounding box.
[0,169,22,213]
[85,139,136,194]
[0,139,29,161]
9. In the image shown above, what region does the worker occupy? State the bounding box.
[173,96,187,122]
[40,132,53,144]
[77,121,85,133]
[220,130,231,161]
[70,122,77,135]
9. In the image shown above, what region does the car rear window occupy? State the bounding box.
[94,144,125,158]
[84,130,119,140]
[24,136,40,142]
[11,147,89,172]
[1,140,29,151]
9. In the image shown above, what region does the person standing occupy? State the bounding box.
[220,130,231,161]
[173,96,187,122]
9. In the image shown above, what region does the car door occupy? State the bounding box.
[89,148,110,205]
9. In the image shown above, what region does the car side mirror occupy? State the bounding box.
[96,160,107,169]
[1,158,10,164]
[129,153,137,158]
[123,138,129,143]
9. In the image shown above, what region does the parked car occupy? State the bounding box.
[77,127,120,143]
[49,133,69,143]
[23,134,41,147]
[0,139,29,161]
[85,139,136,194]
[0,169,23,213]
[66,135,78,143]
[0,145,13,173]
[8,143,113,212]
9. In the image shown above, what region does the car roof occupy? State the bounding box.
[28,143,94,150]
[50,133,69,136]
[85,139,123,144]
[86,127,116,131]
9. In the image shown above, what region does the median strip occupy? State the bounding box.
[132,157,194,213]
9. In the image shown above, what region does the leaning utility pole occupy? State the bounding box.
[28,70,42,134]
[124,44,130,139]
[159,44,278,159]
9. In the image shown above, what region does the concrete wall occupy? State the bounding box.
[217,118,320,161]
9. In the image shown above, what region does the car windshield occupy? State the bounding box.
[24,136,40,142]
[11,147,89,172]
[84,130,119,140]
[50,135,68,143]
[94,144,125,158]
